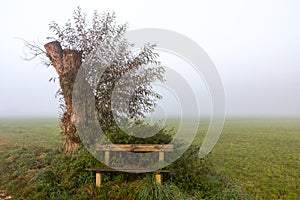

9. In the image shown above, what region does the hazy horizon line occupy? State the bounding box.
[1,115,300,120]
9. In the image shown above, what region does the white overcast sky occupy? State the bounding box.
[0,0,300,118]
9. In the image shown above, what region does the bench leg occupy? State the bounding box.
[155,174,162,184]
[96,172,104,187]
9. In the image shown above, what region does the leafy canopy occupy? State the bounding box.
[48,7,165,130]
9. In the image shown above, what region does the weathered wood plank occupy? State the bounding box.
[86,167,170,173]
[96,144,174,152]
[95,172,104,187]
[159,151,164,161]
[104,150,110,166]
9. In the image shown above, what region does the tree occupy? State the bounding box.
[24,7,165,153]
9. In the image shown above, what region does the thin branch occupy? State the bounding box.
[17,37,46,61]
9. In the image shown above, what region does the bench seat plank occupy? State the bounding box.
[96,144,174,152]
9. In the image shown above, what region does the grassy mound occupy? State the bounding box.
[0,145,253,200]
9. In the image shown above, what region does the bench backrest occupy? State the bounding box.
[96,144,174,166]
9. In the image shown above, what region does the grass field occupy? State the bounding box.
[208,118,300,200]
[0,118,62,149]
[0,118,299,199]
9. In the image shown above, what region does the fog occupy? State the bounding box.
[1,0,300,118]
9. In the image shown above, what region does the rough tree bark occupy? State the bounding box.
[44,41,82,153]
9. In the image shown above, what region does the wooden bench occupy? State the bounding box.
[86,144,174,186]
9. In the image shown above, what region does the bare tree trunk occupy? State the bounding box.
[44,41,82,153]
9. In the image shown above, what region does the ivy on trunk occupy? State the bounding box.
[44,41,82,152]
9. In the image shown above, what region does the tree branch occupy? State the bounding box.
[44,41,63,74]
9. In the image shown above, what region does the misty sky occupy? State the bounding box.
[0,0,300,118]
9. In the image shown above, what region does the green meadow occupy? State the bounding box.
[0,118,299,199]
[208,118,300,199]
[164,118,300,199]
